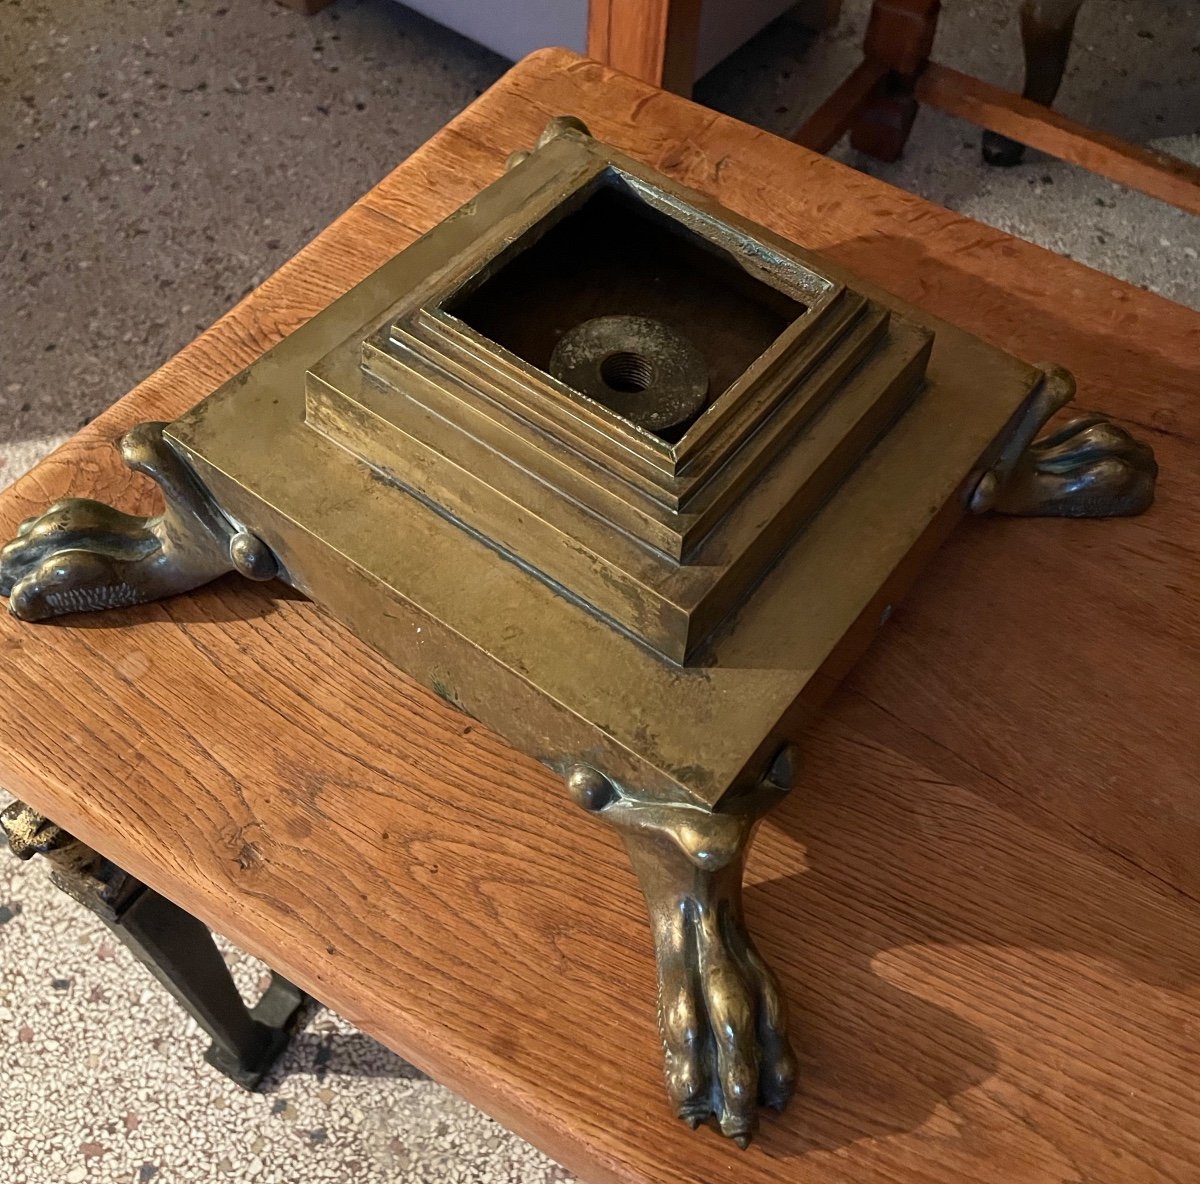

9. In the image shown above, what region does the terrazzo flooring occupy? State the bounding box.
[0,851,572,1184]
[1,1,1197,1181]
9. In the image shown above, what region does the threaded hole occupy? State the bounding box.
[600,351,656,394]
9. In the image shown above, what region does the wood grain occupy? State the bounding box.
[2,48,1199,1184]
[917,62,1200,218]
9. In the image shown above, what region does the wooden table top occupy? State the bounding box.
[2,49,1198,1184]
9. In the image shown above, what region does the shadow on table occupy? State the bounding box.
[817,228,1198,428]
[740,705,1198,1161]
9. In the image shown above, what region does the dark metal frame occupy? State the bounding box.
[1,801,308,1090]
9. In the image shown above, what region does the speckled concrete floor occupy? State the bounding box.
[0,1,1197,1182]
[0,851,572,1184]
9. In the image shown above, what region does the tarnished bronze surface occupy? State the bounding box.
[968,364,1158,516]
[566,748,800,1145]
[163,118,1048,816]
[547,314,710,433]
[0,116,1158,1143]
[0,422,276,622]
[1,799,142,921]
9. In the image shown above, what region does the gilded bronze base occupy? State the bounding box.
[0,118,1157,1144]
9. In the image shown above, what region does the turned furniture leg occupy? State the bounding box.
[565,747,800,1146]
[983,0,1084,166]
[587,0,702,96]
[849,0,941,161]
[1,801,308,1089]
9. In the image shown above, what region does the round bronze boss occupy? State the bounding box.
[548,315,709,434]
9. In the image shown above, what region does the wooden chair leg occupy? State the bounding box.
[794,59,888,153]
[916,62,1200,215]
[983,0,1084,166]
[848,0,941,162]
[587,0,702,96]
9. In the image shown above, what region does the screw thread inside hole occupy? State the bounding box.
[600,351,656,394]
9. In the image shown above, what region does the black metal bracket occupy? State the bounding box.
[1,800,309,1089]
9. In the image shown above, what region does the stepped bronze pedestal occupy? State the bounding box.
[0,117,1155,1144]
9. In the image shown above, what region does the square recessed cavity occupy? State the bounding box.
[443,170,832,443]
[288,148,933,663]
[448,178,825,446]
